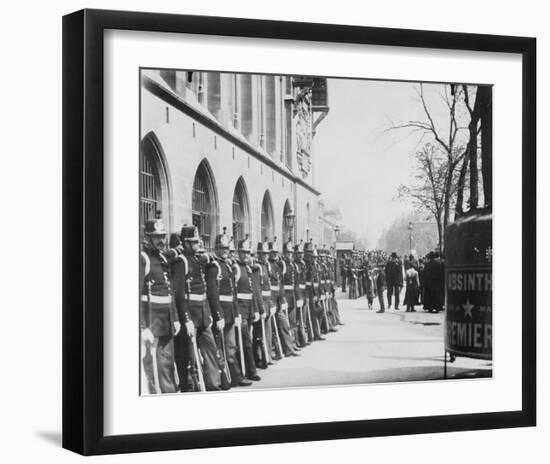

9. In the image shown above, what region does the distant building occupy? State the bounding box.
[140,70,329,249]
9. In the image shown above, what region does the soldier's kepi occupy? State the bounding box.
[171,224,223,392]
[140,213,180,394]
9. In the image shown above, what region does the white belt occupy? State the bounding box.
[262,290,271,297]
[299,285,306,289]
[141,294,172,304]
[281,302,289,310]
[313,283,319,288]
[284,285,294,290]
[306,282,312,286]
[219,295,234,302]
[296,299,304,308]
[188,294,205,302]
[321,280,326,284]
[270,286,280,291]
[237,293,252,300]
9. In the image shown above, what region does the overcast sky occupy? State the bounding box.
[313,78,455,247]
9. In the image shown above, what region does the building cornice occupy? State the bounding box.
[142,74,321,196]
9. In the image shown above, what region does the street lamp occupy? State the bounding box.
[285,207,296,241]
[334,224,341,241]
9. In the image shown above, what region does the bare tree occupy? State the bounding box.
[398,143,461,251]
[389,83,471,248]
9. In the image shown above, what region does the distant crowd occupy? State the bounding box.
[339,250,445,313]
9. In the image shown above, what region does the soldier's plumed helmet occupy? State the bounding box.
[304,239,315,254]
[257,238,270,253]
[283,240,294,253]
[180,224,200,242]
[144,218,167,236]
[238,234,252,252]
[268,237,280,253]
[215,227,231,248]
[294,240,305,254]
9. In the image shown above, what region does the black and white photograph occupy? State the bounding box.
[139,69,493,395]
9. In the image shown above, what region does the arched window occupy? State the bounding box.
[282,200,292,242]
[260,190,274,242]
[140,133,170,240]
[192,161,218,252]
[232,178,250,242]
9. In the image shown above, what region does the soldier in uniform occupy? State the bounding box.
[293,240,310,346]
[233,236,262,381]
[171,225,222,392]
[319,248,337,333]
[269,238,299,357]
[255,239,278,364]
[140,215,180,394]
[205,228,252,387]
[304,240,325,341]
[327,249,343,326]
[282,239,303,352]
[250,247,268,369]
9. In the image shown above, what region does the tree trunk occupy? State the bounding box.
[468,122,479,210]
[480,87,493,208]
[455,154,469,216]
[436,215,443,254]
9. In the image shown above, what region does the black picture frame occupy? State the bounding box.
[62,8,536,456]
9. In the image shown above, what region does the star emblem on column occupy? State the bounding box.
[462,298,475,319]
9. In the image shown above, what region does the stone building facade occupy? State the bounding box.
[140,69,330,250]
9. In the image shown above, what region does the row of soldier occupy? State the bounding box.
[140,214,343,394]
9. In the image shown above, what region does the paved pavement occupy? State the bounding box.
[247,291,492,390]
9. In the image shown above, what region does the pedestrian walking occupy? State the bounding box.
[376,267,386,313]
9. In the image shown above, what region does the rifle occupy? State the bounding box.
[271,307,284,357]
[146,280,161,394]
[190,328,206,392]
[321,298,331,334]
[235,319,246,377]
[305,300,315,343]
[219,329,232,385]
[260,316,270,364]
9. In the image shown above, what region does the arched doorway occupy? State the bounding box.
[192,160,218,252]
[260,190,275,242]
[139,133,170,240]
[232,177,251,243]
